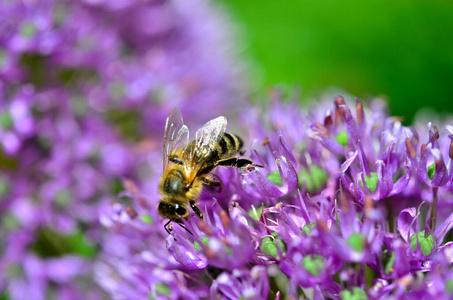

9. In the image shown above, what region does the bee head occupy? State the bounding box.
[158,201,189,220]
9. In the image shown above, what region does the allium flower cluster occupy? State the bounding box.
[0,1,242,299]
[98,91,453,299]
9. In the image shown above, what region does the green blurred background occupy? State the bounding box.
[220,0,453,123]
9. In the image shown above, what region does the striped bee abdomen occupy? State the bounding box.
[217,132,243,158]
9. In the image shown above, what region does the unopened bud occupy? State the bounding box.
[432,125,440,140]
[314,122,329,137]
[355,98,364,124]
[335,96,345,106]
[405,138,416,158]
[123,179,139,194]
[199,222,214,236]
[125,207,138,219]
[324,112,333,128]
[219,210,231,228]
[335,97,345,125]
[449,141,453,159]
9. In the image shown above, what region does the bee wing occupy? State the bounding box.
[182,116,227,181]
[163,107,189,170]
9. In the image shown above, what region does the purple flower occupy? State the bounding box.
[95,91,453,299]
[170,205,256,270]
[0,228,101,300]
[405,123,451,188]
[210,266,270,300]
[308,97,413,203]
[0,85,35,154]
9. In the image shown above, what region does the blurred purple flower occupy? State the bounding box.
[210,266,269,300]
[0,0,244,298]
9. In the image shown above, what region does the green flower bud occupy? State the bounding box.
[339,287,368,300]
[0,176,10,197]
[0,112,13,129]
[261,233,286,258]
[272,233,286,253]
[261,237,277,257]
[109,82,125,100]
[0,49,6,69]
[446,279,453,295]
[194,236,209,251]
[267,170,283,186]
[301,255,324,277]
[55,190,71,208]
[302,222,316,236]
[360,172,378,194]
[6,264,23,278]
[31,228,96,258]
[347,233,366,252]
[384,251,395,275]
[410,231,435,257]
[298,165,328,192]
[336,131,348,146]
[21,22,37,37]
[155,283,171,296]
[140,214,154,225]
[201,235,209,246]
[193,241,201,251]
[427,163,436,180]
[2,214,20,231]
[71,96,88,116]
[248,205,263,221]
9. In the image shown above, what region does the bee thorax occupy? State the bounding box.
[162,169,187,198]
[164,177,183,194]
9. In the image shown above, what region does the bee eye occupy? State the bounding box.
[175,205,187,216]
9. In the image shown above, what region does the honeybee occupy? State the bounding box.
[158,107,262,233]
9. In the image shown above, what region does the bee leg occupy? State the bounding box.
[164,219,194,236]
[203,177,222,193]
[216,157,264,168]
[176,221,194,236]
[189,200,204,221]
[164,220,173,235]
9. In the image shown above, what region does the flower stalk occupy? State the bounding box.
[430,186,438,231]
